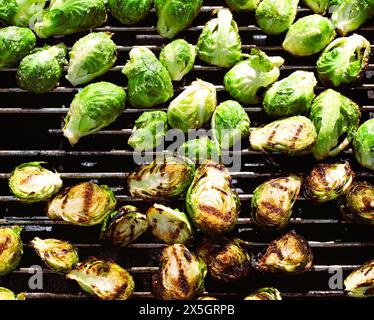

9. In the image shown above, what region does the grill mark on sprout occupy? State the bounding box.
[20,173,34,186]
[290,124,304,149]
[82,183,94,214]
[269,181,289,192]
[0,236,11,253]
[174,247,190,296]
[199,204,232,222]
[112,279,129,300]
[267,126,278,147]
[315,166,328,186]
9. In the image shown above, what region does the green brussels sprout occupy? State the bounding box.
[63,82,126,146]
[344,259,374,298]
[256,231,313,274]
[155,0,203,39]
[316,34,371,87]
[197,238,251,282]
[0,0,18,25]
[244,287,282,300]
[255,0,298,35]
[128,153,195,199]
[159,39,196,81]
[34,0,107,38]
[128,110,168,152]
[211,100,250,149]
[224,48,284,105]
[186,160,240,234]
[178,137,221,163]
[250,116,317,155]
[9,162,63,203]
[152,244,207,300]
[67,257,135,300]
[167,79,217,133]
[11,0,47,27]
[0,287,25,300]
[353,119,374,171]
[108,0,152,25]
[147,204,193,245]
[0,26,36,69]
[101,205,148,247]
[66,32,118,87]
[30,237,79,273]
[304,162,354,203]
[0,226,23,276]
[225,0,260,11]
[47,182,117,226]
[283,14,336,56]
[16,43,67,94]
[122,47,174,109]
[196,9,242,68]
[251,175,302,231]
[311,89,361,161]
[197,296,219,300]
[263,71,317,118]
[302,0,330,13]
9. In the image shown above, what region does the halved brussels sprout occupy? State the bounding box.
[147,204,193,245]
[344,259,374,298]
[178,137,221,164]
[11,0,47,27]
[0,226,23,276]
[283,14,336,56]
[9,162,63,203]
[0,0,18,25]
[152,244,207,300]
[0,287,25,300]
[225,0,260,10]
[47,182,117,226]
[304,162,354,203]
[30,237,79,273]
[108,0,152,25]
[67,257,135,300]
[167,79,217,133]
[186,160,240,234]
[353,119,374,171]
[311,89,361,161]
[302,0,330,13]
[224,49,284,105]
[250,116,317,155]
[256,231,313,274]
[244,287,282,300]
[197,9,242,68]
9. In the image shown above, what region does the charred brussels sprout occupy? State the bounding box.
[11,0,47,27]
[302,0,330,13]
[147,204,193,244]
[0,287,25,300]
[244,287,282,300]
[283,15,336,56]
[67,257,135,300]
[178,137,221,164]
[122,47,174,108]
[0,226,23,276]
[66,32,118,87]
[251,175,302,231]
[225,0,260,10]
[47,182,116,226]
[63,82,126,146]
[152,244,207,300]
[108,0,152,25]
[304,162,354,203]
[186,161,240,234]
[224,49,284,105]
[353,119,374,171]
[197,9,242,68]
[0,0,17,25]
[344,259,374,298]
[9,162,62,203]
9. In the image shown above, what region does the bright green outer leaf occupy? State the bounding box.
[178,137,222,163]
[0,0,18,25]
[0,226,23,276]
[12,0,48,27]
[302,0,330,14]
[353,118,374,171]
[108,0,152,25]
[225,0,260,11]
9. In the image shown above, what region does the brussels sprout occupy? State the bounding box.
[16,43,67,94]
[225,0,260,11]
[159,39,196,81]
[47,182,116,226]
[108,0,152,25]
[197,238,251,282]
[339,182,374,224]
[344,259,374,298]
[212,100,250,149]
[316,34,371,87]
[30,237,79,273]
[34,0,107,38]
[255,0,298,35]
[302,0,330,13]
[122,47,174,109]
[0,226,23,276]
[244,287,282,300]
[152,244,207,300]
[256,231,313,274]
[155,0,203,39]
[311,89,361,161]
[186,160,240,234]
[63,82,126,146]
[251,175,302,231]
[283,14,336,56]
[101,205,148,247]
[197,296,219,300]
[167,80,217,133]
[0,0,18,25]
[224,49,284,105]
[250,116,317,155]
[11,0,47,27]
[66,32,118,87]
[304,162,354,203]
[197,9,242,68]
[9,162,63,203]
[0,287,25,300]
[0,26,36,69]
[147,204,193,245]
[67,257,135,300]
[353,119,374,171]
[178,137,221,163]
[128,153,195,199]
[263,71,317,118]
